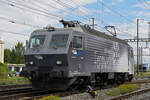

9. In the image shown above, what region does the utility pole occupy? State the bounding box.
[91,18,95,29]
[137,19,139,74]
[136,19,144,73]
[139,47,141,65]
[141,47,143,64]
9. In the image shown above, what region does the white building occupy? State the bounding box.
[0,37,4,63]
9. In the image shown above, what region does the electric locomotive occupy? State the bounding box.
[21,20,134,90]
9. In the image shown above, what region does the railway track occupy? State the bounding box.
[108,79,150,100]
[0,87,32,96]
[1,79,150,100]
[0,88,52,100]
[128,79,150,84]
[0,84,31,90]
[109,88,150,100]
[24,89,86,100]
[0,87,85,100]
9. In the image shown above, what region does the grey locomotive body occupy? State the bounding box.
[21,20,134,90]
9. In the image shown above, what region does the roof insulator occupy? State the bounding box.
[43,24,55,31]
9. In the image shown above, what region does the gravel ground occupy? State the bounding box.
[61,87,119,100]
[130,92,150,100]
[60,82,150,100]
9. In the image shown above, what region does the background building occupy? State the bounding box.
[0,37,4,63]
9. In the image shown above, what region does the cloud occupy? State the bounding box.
[117,20,148,38]
[108,0,124,6]
[110,2,116,6]
[117,0,124,3]
[73,7,92,16]
[104,8,111,13]
[134,1,150,9]
[0,0,98,48]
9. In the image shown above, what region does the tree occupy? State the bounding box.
[4,49,11,63]
[4,42,25,64]
[11,42,25,64]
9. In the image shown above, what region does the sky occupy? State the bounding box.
[0,0,150,63]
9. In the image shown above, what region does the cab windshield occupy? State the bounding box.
[29,35,45,49]
[50,34,69,48]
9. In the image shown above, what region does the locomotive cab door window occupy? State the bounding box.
[72,36,83,50]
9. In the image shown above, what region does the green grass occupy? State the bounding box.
[40,95,60,100]
[134,71,150,79]
[105,84,140,96]
[0,76,30,85]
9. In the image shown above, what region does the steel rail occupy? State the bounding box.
[0,87,32,96]
[0,88,50,100]
[0,84,31,90]
[109,88,150,100]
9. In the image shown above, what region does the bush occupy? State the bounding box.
[106,89,120,96]
[119,84,140,94]
[0,63,9,80]
[106,84,140,96]
[40,95,60,100]
[134,71,150,79]
[12,71,16,74]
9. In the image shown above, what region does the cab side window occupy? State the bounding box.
[72,36,83,49]
[131,50,133,58]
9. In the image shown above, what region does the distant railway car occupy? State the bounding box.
[8,64,25,73]
[21,20,134,90]
[139,64,150,72]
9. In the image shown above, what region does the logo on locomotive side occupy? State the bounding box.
[113,42,120,64]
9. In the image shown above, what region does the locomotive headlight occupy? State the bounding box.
[72,50,77,54]
[56,60,62,65]
[29,61,34,65]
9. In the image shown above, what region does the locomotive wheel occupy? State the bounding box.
[128,75,133,82]
[116,75,124,85]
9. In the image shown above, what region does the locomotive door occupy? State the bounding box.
[71,35,84,73]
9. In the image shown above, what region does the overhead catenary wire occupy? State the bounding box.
[66,0,134,37]
[19,0,134,37]
[141,0,150,8]
[51,0,90,21]
[97,0,149,37]
[0,0,61,20]
[0,0,136,38]
[7,0,62,19]
[0,16,41,28]
[0,0,88,29]
[2,0,88,23]
[30,0,73,20]
[0,1,59,20]
[137,0,150,9]
[56,0,130,36]
[144,0,150,7]
[22,0,87,23]
[33,0,64,11]
[99,0,135,24]
[27,0,91,23]
[99,0,148,35]
[65,0,135,37]
[0,29,29,37]
[94,18,134,37]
